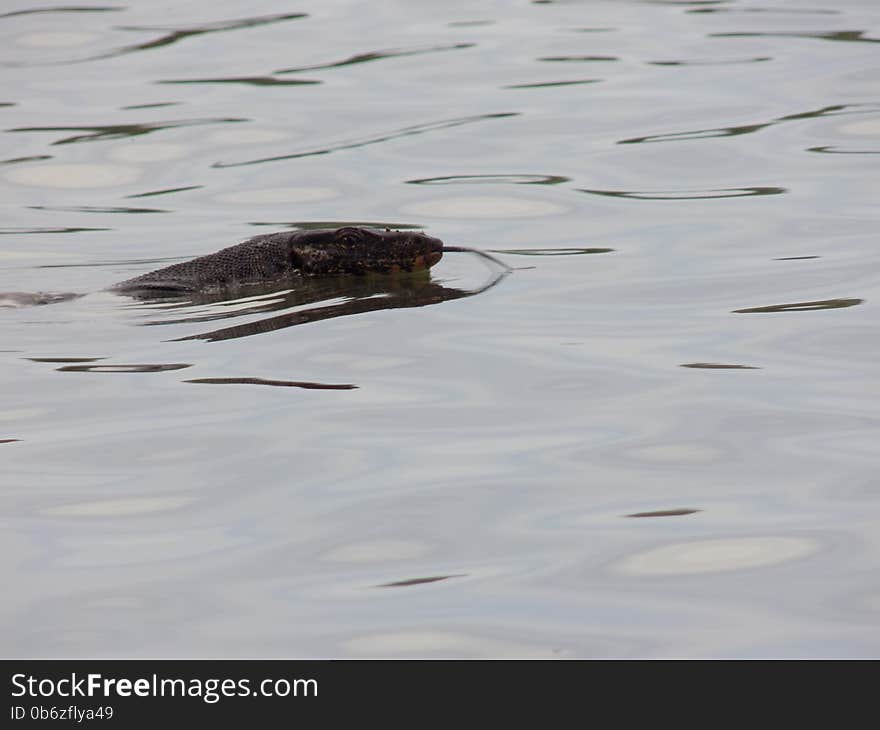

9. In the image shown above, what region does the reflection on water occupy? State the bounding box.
[186,377,357,390]
[688,6,839,15]
[491,247,613,256]
[212,112,519,168]
[137,268,509,343]
[160,75,320,88]
[274,43,475,75]
[161,43,476,86]
[1,154,52,165]
[505,79,600,89]
[615,537,819,576]
[126,185,203,199]
[3,12,308,66]
[680,363,759,370]
[30,205,168,214]
[733,298,863,313]
[0,226,110,234]
[250,220,424,231]
[56,363,192,373]
[625,509,701,518]
[538,55,618,62]
[3,0,880,659]
[377,575,467,589]
[808,146,880,155]
[618,103,880,145]
[8,117,246,146]
[712,30,880,44]
[407,174,570,186]
[648,56,771,66]
[27,357,106,363]
[578,186,786,200]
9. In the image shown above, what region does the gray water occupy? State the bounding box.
[2,0,879,658]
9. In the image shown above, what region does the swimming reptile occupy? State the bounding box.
[2,226,509,307]
[113,226,447,295]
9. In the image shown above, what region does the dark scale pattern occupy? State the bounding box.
[111,227,444,295]
[114,233,295,292]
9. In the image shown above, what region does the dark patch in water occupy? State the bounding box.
[377,574,466,588]
[163,44,474,88]
[505,79,599,89]
[625,509,701,518]
[274,43,475,75]
[617,103,877,145]
[126,185,203,199]
[0,6,122,19]
[160,76,320,87]
[491,247,613,256]
[0,155,53,165]
[711,30,879,44]
[57,363,192,373]
[808,146,880,155]
[212,112,519,168]
[680,363,759,369]
[29,205,167,214]
[0,227,111,234]
[407,174,570,186]
[775,256,820,261]
[249,220,424,231]
[121,102,182,110]
[538,55,618,62]
[39,256,183,269]
[578,187,785,200]
[690,6,839,14]
[154,272,507,343]
[8,118,246,146]
[27,357,106,363]
[36,12,310,65]
[733,298,863,313]
[649,57,770,66]
[186,378,357,390]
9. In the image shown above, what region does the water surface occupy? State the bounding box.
[2,0,879,658]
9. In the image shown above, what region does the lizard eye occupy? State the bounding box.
[336,227,363,245]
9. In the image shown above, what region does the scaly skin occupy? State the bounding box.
[112,226,444,294]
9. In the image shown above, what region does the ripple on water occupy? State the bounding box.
[212,112,519,167]
[505,79,600,89]
[402,196,566,218]
[214,187,339,205]
[15,32,99,48]
[43,495,197,518]
[56,363,192,373]
[109,143,187,162]
[208,129,292,145]
[680,363,760,370]
[342,631,560,658]
[185,377,357,390]
[625,509,701,518]
[578,186,787,200]
[491,247,614,255]
[615,537,819,576]
[5,163,141,188]
[733,298,863,313]
[376,575,467,588]
[407,174,570,186]
[321,540,429,563]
